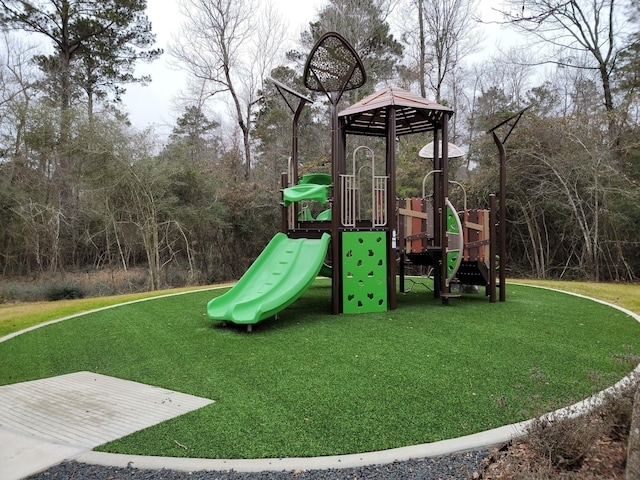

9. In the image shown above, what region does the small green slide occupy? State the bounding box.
[207,233,331,327]
[283,183,329,207]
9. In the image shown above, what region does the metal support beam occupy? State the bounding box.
[489,194,497,303]
[492,131,507,302]
[386,107,397,310]
[439,119,450,297]
[487,105,530,303]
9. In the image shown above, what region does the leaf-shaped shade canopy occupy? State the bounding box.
[268,76,313,114]
[303,32,366,95]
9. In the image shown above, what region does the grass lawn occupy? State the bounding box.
[513,278,640,314]
[0,285,232,339]
[1,279,639,459]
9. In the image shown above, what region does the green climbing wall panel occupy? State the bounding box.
[342,231,387,313]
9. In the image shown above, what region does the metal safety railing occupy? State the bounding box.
[340,146,388,227]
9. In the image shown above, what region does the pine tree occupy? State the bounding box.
[0,0,161,118]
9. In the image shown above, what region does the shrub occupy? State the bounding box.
[0,282,48,303]
[525,405,604,468]
[599,371,639,441]
[0,268,153,303]
[45,282,85,301]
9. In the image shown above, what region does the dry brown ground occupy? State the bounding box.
[482,427,628,479]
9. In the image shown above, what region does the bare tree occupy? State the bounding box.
[172,0,286,181]
[479,48,535,106]
[500,0,630,120]
[0,32,40,160]
[400,0,481,102]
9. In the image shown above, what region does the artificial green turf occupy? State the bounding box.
[0,281,638,459]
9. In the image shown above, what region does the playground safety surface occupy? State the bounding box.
[3,286,637,480]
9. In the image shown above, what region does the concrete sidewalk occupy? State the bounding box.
[1,427,86,480]
[0,371,214,480]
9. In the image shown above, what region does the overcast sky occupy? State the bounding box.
[121,0,508,137]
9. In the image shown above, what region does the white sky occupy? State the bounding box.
[121,0,508,136]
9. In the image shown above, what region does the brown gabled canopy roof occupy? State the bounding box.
[338,87,454,137]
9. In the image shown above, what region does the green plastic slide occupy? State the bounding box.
[316,208,332,221]
[283,183,329,207]
[207,232,331,326]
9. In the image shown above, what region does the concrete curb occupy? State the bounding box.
[75,421,531,472]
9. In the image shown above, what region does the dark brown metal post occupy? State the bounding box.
[489,193,497,303]
[440,118,450,296]
[493,131,507,302]
[302,32,366,316]
[432,130,441,298]
[331,95,342,315]
[487,105,530,303]
[292,103,303,184]
[268,76,313,224]
[291,101,304,223]
[386,106,397,310]
[398,198,406,293]
[281,172,289,234]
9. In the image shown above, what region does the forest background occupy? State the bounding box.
[1,0,639,301]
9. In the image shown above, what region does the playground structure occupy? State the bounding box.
[208,32,517,329]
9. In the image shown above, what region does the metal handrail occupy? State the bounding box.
[341,146,389,227]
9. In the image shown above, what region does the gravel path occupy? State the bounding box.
[26,450,489,479]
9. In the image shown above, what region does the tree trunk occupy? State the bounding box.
[418,0,426,98]
[242,119,251,182]
[627,385,640,480]
[56,0,77,214]
[224,63,251,181]
[143,222,161,291]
